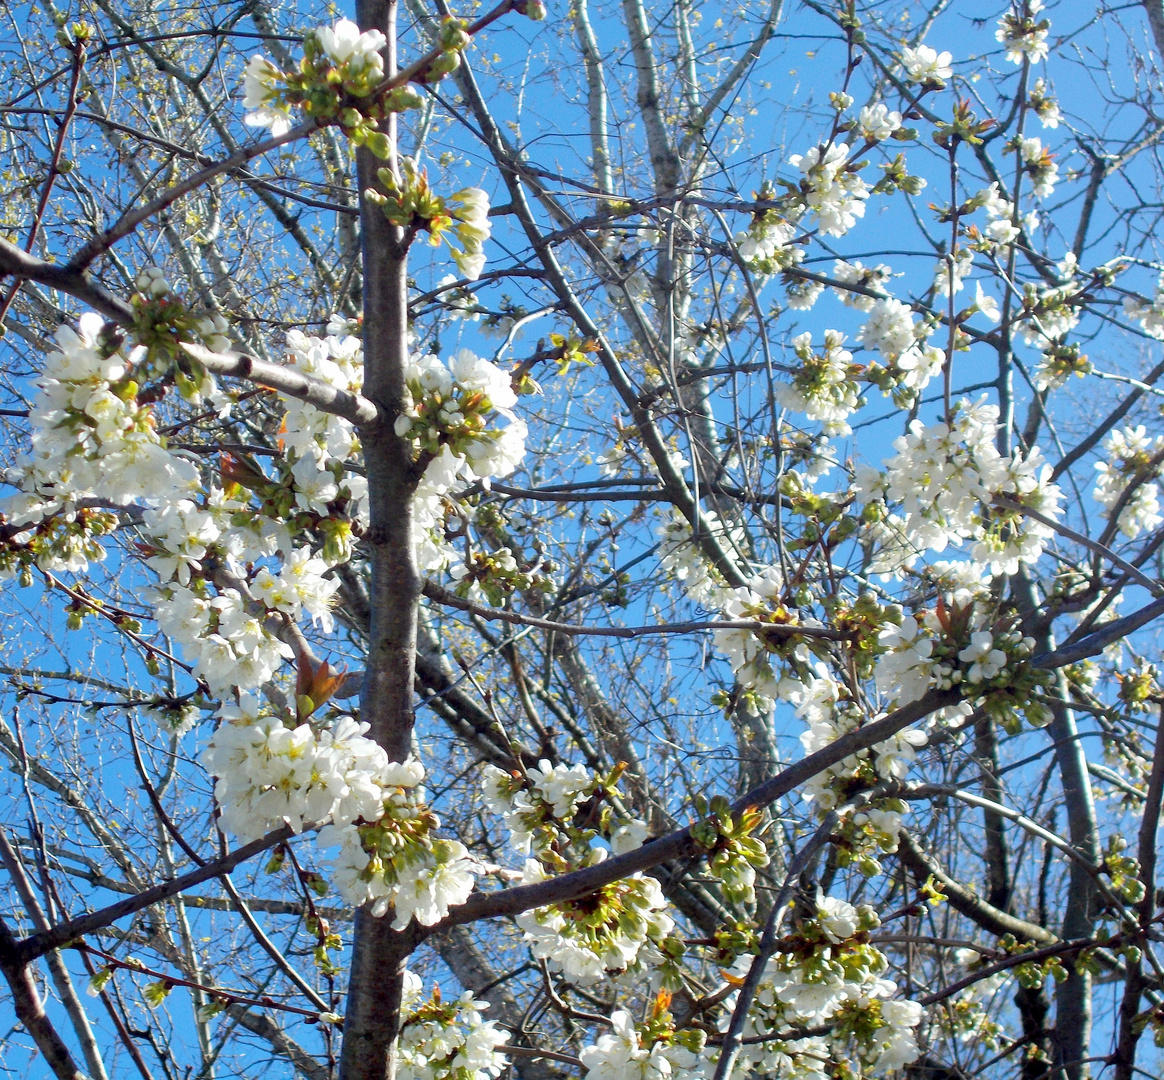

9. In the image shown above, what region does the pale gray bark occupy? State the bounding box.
[0,830,110,1080]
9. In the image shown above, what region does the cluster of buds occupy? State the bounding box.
[515,866,674,982]
[218,451,357,540]
[734,182,804,275]
[305,911,344,976]
[426,16,473,82]
[1034,341,1091,391]
[824,592,896,680]
[483,759,646,870]
[367,159,492,279]
[879,598,1052,732]
[996,1,1051,65]
[997,934,1068,990]
[690,795,770,906]
[450,546,554,605]
[939,606,1050,731]
[1028,76,1060,127]
[0,506,119,585]
[1117,665,1162,713]
[932,99,995,149]
[873,153,928,196]
[243,20,427,155]
[635,991,707,1062]
[830,797,909,878]
[1102,834,1147,903]
[337,787,467,899]
[130,268,230,403]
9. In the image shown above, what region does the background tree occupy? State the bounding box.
[3,2,1164,1080]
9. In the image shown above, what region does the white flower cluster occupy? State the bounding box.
[484,759,591,857]
[315,19,387,77]
[1033,342,1090,393]
[876,613,1036,710]
[734,212,803,273]
[3,313,361,701]
[1124,274,1164,340]
[857,103,902,142]
[396,349,521,464]
[6,313,200,546]
[153,578,296,696]
[442,188,493,281]
[788,143,870,237]
[321,786,479,929]
[860,398,1062,576]
[1029,77,1061,128]
[1094,425,1164,539]
[972,182,1020,247]
[786,276,826,311]
[580,1011,698,1080]
[397,349,526,573]
[777,662,932,879]
[282,329,366,486]
[437,274,483,322]
[712,565,806,712]
[243,55,293,136]
[656,508,744,609]
[482,758,649,867]
[776,330,861,435]
[398,971,509,1080]
[1018,278,1081,354]
[243,19,387,137]
[997,1,1050,65]
[831,260,891,311]
[791,663,930,812]
[203,698,479,927]
[516,861,673,984]
[202,697,390,840]
[146,495,344,693]
[858,298,944,396]
[939,951,1009,1048]
[1019,136,1059,198]
[901,45,953,85]
[934,249,975,298]
[144,701,199,739]
[717,898,923,1077]
[482,761,664,982]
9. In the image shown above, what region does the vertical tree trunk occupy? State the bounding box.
[1015,574,1100,1080]
[1112,704,1164,1080]
[339,2,421,1077]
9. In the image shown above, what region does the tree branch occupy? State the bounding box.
[16,826,294,962]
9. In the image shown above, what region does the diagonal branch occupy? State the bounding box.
[66,120,323,271]
[180,342,383,427]
[16,826,294,963]
[428,687,962,930]
[0,237,135,325]
[423,580,850,640]
[994,495,1164,596]
[897,831,1056,943]
[678,0,785,156]
[0,912,86,1080]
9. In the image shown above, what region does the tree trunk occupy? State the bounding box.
[339,2,421,1077]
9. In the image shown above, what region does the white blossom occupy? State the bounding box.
[242,55,292,136]
[1094,426,1164,538]
[315,19,387,75]
[996,2,1050,65]
[788,143,869,237]
[901,45,953,84]
[857,103,902,141]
